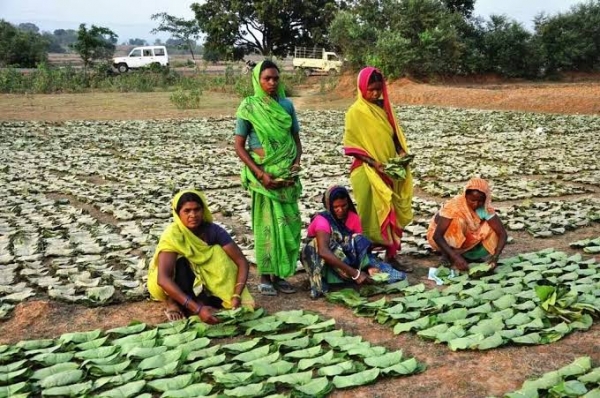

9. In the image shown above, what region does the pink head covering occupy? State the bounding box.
[357,66,396,133]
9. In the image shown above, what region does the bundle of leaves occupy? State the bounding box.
[384,154,414,180]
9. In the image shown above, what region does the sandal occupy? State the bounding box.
[164,308,185,322]
[258,283,278,296]
[273,279,296,294]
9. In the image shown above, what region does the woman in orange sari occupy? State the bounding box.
[343,67,414,272]
[426,178,508,283]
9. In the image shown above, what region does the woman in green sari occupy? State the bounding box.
[234,60,302,296]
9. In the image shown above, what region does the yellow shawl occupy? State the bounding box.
[148,189,254,309]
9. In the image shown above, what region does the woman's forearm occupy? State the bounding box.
[234,141,263,177]
[293,133,302,165]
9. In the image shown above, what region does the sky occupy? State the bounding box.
[0,0,586,43]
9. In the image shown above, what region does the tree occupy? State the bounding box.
[70,24,117,72]
[0,20,48,67]
[154,38,163,45]
[151,12,201,60]
[42,32,66,53]
[441,0,475,18]
[191,0,339,58]
[128,38,148,45]
[17,22,40,33]
[53,29,78,47]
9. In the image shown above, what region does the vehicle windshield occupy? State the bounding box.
[129,49,141,57]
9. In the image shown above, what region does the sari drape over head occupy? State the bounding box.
[343,67,413,258]
[236,62,302,278]
[427,178,498,255]
[148,189,254,309]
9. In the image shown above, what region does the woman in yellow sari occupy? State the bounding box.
[343,67,414,271]
[426,178,508,284]
[148,190,254,322]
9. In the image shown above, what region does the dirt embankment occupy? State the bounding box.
[335,73,600,115]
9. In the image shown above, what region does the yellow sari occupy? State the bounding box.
[147,189,254,309]
[343,67,413,258]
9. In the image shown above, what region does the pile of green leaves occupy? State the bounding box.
[384,154,414,180]
[571,237,600,254]
[494,357,600,398]
[0,309,424,397]
[327,249,599,351]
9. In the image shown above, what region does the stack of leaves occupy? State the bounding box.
[571,237,600,254]
[0,309,425,398]
[494,357,600,398]
[384,154,414,180]
[326,248,599,351]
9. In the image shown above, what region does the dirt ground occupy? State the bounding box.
[1,79,600,398]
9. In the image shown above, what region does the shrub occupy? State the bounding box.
[170,88,203,109]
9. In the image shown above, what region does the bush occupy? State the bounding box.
[170,88,203,109]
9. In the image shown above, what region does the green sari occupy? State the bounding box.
[236,62,302,278]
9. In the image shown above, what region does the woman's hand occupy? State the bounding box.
[451,255,469,272]
[367,267,380,276]
[199,305,220,324]
[374,161,386,175]
[231,296,241,309]
[259,173,281,189]
[353,271,373,285]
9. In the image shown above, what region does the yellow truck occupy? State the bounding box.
[292,47,343,76]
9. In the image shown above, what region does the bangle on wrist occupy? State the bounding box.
[232,294,241,299]
[351,270,361,280]
[235,282,244,287]
[196,303,203,315]
[182,296,191,309]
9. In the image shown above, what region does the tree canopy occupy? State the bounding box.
[151,12,201,60]
[191,0,339,58]
[0,20,49,67]
[70,24,117,71]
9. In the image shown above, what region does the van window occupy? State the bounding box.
[143,49,153,57]
[154,48,165,56]
[327,54,338,61]
[130,49,142,57]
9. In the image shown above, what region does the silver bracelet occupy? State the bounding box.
[351,270,361,280]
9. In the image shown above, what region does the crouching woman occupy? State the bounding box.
[148,189,254,323]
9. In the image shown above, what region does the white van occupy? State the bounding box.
[112,46,169,73]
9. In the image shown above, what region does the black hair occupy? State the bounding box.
[329,189,351,204]
[260,60,280,74]
[176,192,203,213]
[465,189,486,199]
[368,71,384,85]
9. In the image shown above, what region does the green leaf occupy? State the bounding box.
[265,331,304,342]
[232,345,271,362]
[310,330,344,345]
[317,360,356,376]
[31,352,75,366]
[16,338,55,350]
[60,329,103,344]
[437,308,469,323]
[293,377,332,397]
[250,360,295,377]
[161,383,213,398]
[202,363,236,375]
[0,367,28,384]
[147,374,194,392]
[549,380,588,397]
[435,325,467,343]
[504,388,540,398]
[333,368,380,388]
[32,363,80,380]
[244,320,283,335]
[522,370,561,390]
[119,339,156,354]
[86,286,115,303]
[381,357,422,375]
[364,350,403,368]
[222,338,262,353]
[93,370,139,389]
[42,381,93,397]
[558,357,592,377]
[297,350,341,371]
[578,367,600,384]
[138,349,182,370]
[468,318,505,337]
[284,345,322,359]
[346,345,387,358]
[204,324,238,338]
[74,346,119,361]
[213,372,254,388]
[161,331,198,348]
[511,333,542,345]
[475,332,504,350]
[324,335,362,348]
[267,370,313,386]
[0,359,27,374]
[75,336,109,351]
[393,316,431,334]
[492,294,517,310]
[88,360,131,376]
[467,302,493,315]
[40,370,84,389]
[448,334,484,351]
[469,263,493,277]
[106,323,146,336]
[185,353,226,371]
[186,345,221,362]
[126,346,168,360]
[0,382,28,398]
[303,318,336,332]
[583,389,600,398]
[112,329,158,347]
[277,336,310,350]
[243,351,281,367]
[144,361,179,379]
[223,382,274,398]
[95,380,146,398]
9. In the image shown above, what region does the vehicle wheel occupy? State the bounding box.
[304,68,312,77]
[117,63,129,73]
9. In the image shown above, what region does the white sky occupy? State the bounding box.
[0,0,586,43]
